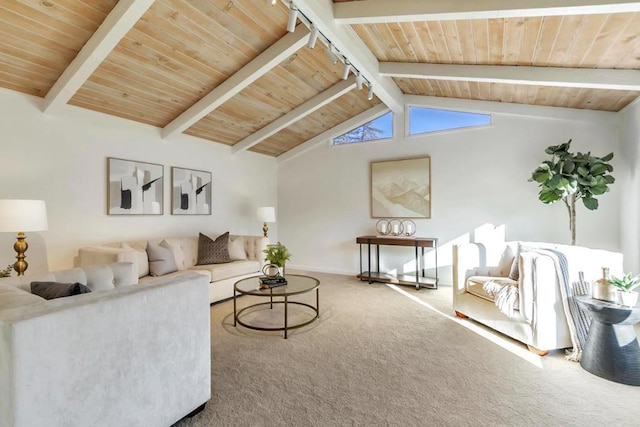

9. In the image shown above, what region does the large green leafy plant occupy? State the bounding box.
[529,139,614,245]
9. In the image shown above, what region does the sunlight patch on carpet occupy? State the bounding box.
[386,284,543,368]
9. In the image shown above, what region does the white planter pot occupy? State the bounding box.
[618,291,639,307]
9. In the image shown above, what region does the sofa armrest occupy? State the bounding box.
[453,243,482,295]
[0,272,210,427]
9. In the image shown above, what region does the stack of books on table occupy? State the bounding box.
[259,276,287,289]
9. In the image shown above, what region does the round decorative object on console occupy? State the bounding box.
[376,219,391,235]
[400,220,416,236]
[389,219,403,236]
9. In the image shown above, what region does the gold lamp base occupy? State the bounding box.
[13,232,28,276]
[263,222,269,238]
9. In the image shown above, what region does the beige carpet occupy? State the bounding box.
[173,271,640,427]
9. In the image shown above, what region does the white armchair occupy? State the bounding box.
[452,241,623,354]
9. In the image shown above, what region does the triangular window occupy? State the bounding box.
[333,111,393,145]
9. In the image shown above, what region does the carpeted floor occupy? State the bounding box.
[173,271,640,427]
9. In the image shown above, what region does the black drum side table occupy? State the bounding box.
[576,295,640,386]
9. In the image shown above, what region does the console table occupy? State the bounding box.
[356,235,438,290]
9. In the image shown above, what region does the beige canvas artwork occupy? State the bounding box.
[371,157,431,218]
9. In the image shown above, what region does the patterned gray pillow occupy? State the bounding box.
[197,232,231,265]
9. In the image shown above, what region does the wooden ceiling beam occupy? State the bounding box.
[162,25,310,139]
[294,0,404,114]
[380,62,640,91]
[334,0,640,24]
[231,77,357,154]
[42,0,156,113]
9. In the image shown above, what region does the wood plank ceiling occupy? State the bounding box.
[0,0,639,157]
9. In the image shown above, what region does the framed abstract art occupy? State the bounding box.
[171,167,212,215]
[107,157,163,215]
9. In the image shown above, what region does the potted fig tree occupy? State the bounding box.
[529,140,614,245]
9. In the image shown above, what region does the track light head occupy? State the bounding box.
[355,72,364,90]
[307,25,319,49]
[367,84,374,100]
[341,61,350,80]
[287,3,298,32]
[325,44,338,65]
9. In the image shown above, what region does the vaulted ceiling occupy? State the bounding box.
[1,0,639,157]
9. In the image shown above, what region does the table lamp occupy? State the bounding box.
[256,206,276,238]
[0,199,48,276]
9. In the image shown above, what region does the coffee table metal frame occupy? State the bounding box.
[233,274,319,339]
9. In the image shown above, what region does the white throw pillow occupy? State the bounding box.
[228,236,247,261]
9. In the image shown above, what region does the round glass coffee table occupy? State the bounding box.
[233,274,320,339]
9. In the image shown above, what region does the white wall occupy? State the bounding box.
[0,89,277,274]
[278,100,622,284]
[620,100,640,273]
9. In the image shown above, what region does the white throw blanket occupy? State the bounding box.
[483,280,519,318]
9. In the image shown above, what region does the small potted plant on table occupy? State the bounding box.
[609,273,640,307]
[263,242,291,277]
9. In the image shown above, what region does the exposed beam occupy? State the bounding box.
[277,104,389,164]
[42,0,155,113]
[334,0,640,24]
[231,77,357,154]
[294,0,404,114]
[380,63,640,91]
[163,25,310,139]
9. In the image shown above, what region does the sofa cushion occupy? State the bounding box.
[466,276,517,302]
[147,240,179,276]
[30,281,92,300]
[0,284,45,309]
[196,232,231,265]
[190,260,260,282]
[228,236,247,261]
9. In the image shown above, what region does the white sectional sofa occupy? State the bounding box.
[77,233,269,303]
[0,262,211,427]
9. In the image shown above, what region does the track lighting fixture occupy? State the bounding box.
[341,61,351,80]
[287,3,298,32]
[307,25,319,49]
[355,72,365,90]
[325,44,338,65]
[271,2,372,91]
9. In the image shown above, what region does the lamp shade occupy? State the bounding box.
[256,206,276,223]
[0,199,48,232]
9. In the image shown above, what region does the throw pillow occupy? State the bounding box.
[228,236,247,261]
[30,281,92,300]
[197,232,231,265]
[146,240,179,277]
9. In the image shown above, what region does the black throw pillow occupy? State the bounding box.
[196,232,231,265]
[30,281,92,300]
